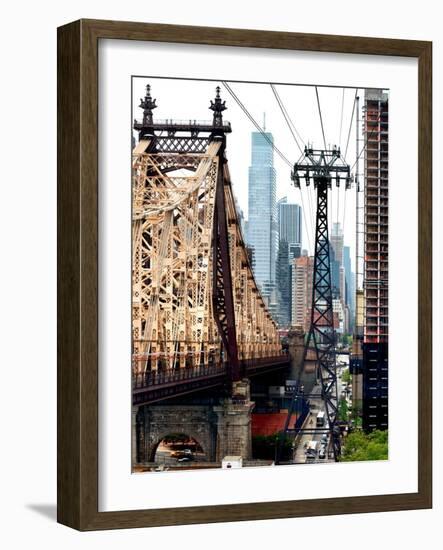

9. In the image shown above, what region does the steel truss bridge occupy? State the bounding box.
[132,85,288,406]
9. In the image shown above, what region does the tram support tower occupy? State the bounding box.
[289,147,351,461]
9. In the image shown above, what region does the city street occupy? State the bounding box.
[292,353,350,464]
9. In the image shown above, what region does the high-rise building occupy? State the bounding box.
[247,131,278,293]
[331,222,346,307]
[275,197,303,328]
[332,298,345,334]
[343,245,355,329]
[291,255,314,332]
[350,289,364,415]
[276,240,291,327]
[330,245,341,299]
[277,197,302,246]
[331,222,344,264]
[362,89,389,432]
[288,243,302,262]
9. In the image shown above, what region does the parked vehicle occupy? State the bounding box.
[177,455,194,463]
[305,441,319,460]
[316,411,325,427]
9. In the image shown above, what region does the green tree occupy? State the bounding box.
[341,429,388,462]
[341,334,352,347]
[341,367,351,383]
[252,433,292,461]
[349,405,363,428]
[338,398,348,422]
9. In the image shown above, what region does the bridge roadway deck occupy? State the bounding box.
[133,355,290,406]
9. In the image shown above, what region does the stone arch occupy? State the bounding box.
[137,405,217,464]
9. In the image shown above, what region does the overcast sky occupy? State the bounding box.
[132,76,387,273]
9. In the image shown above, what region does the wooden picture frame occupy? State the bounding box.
[57,19,432,530]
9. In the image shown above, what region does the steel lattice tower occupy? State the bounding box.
[280,147,351,462]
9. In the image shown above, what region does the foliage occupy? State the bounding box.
[341,367,351,383]
[341,334,352,347]
[341,429,388,462]
[352,416,363,428]
[349,405,363,428]
[252,433,292,461]
[338,398,348,422]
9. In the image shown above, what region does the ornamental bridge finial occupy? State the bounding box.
[139,84,157,126]
[209,86,227,127]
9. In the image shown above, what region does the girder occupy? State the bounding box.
[132,132,281,386]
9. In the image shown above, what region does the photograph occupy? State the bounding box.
[131,76,389,472]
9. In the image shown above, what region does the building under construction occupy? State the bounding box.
[361,89,389,432]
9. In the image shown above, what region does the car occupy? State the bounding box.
[177,455,194,463]
[318,448,326,459]
[321,433,328,444]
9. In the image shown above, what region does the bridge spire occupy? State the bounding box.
[209,86,227,128]
[139,84,157,126]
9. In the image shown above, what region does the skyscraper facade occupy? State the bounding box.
[331,222,344,264]
[291,255,314,332]
[276,240,291,327]
[330,245,341,299]
[247,132,278,293]
[277,198,302,246]
[362,88,389,432]
[331,222,345,302]
[343,245,355,329]
[275,197,303,328]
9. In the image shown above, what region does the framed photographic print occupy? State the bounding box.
[57,19,432,530]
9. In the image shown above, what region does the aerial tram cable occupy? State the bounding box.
[315,85,336,234]
[342,110,382,234]
[269,83,315,248]
[315,86,327,150]
[222,80,313,253]
[339,89,358,230]
[222,82,292,167]
[342,99,382,232]
[350,111,383,173]
[344,89,359,162]
[338,88,345,149]
[270,84,304,155]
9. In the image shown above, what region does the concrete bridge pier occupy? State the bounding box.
[288,324,316,396]
[288,324,305,379]
[213,379,255,461]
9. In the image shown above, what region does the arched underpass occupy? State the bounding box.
[152,433,206,466]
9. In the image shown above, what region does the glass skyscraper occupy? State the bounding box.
[343,245,355,325]
[275,197,303,327]
[277,197,302,248]
[247,132,278,291]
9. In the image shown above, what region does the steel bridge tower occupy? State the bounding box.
[281,147,351,462]
[133,85,242,389]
